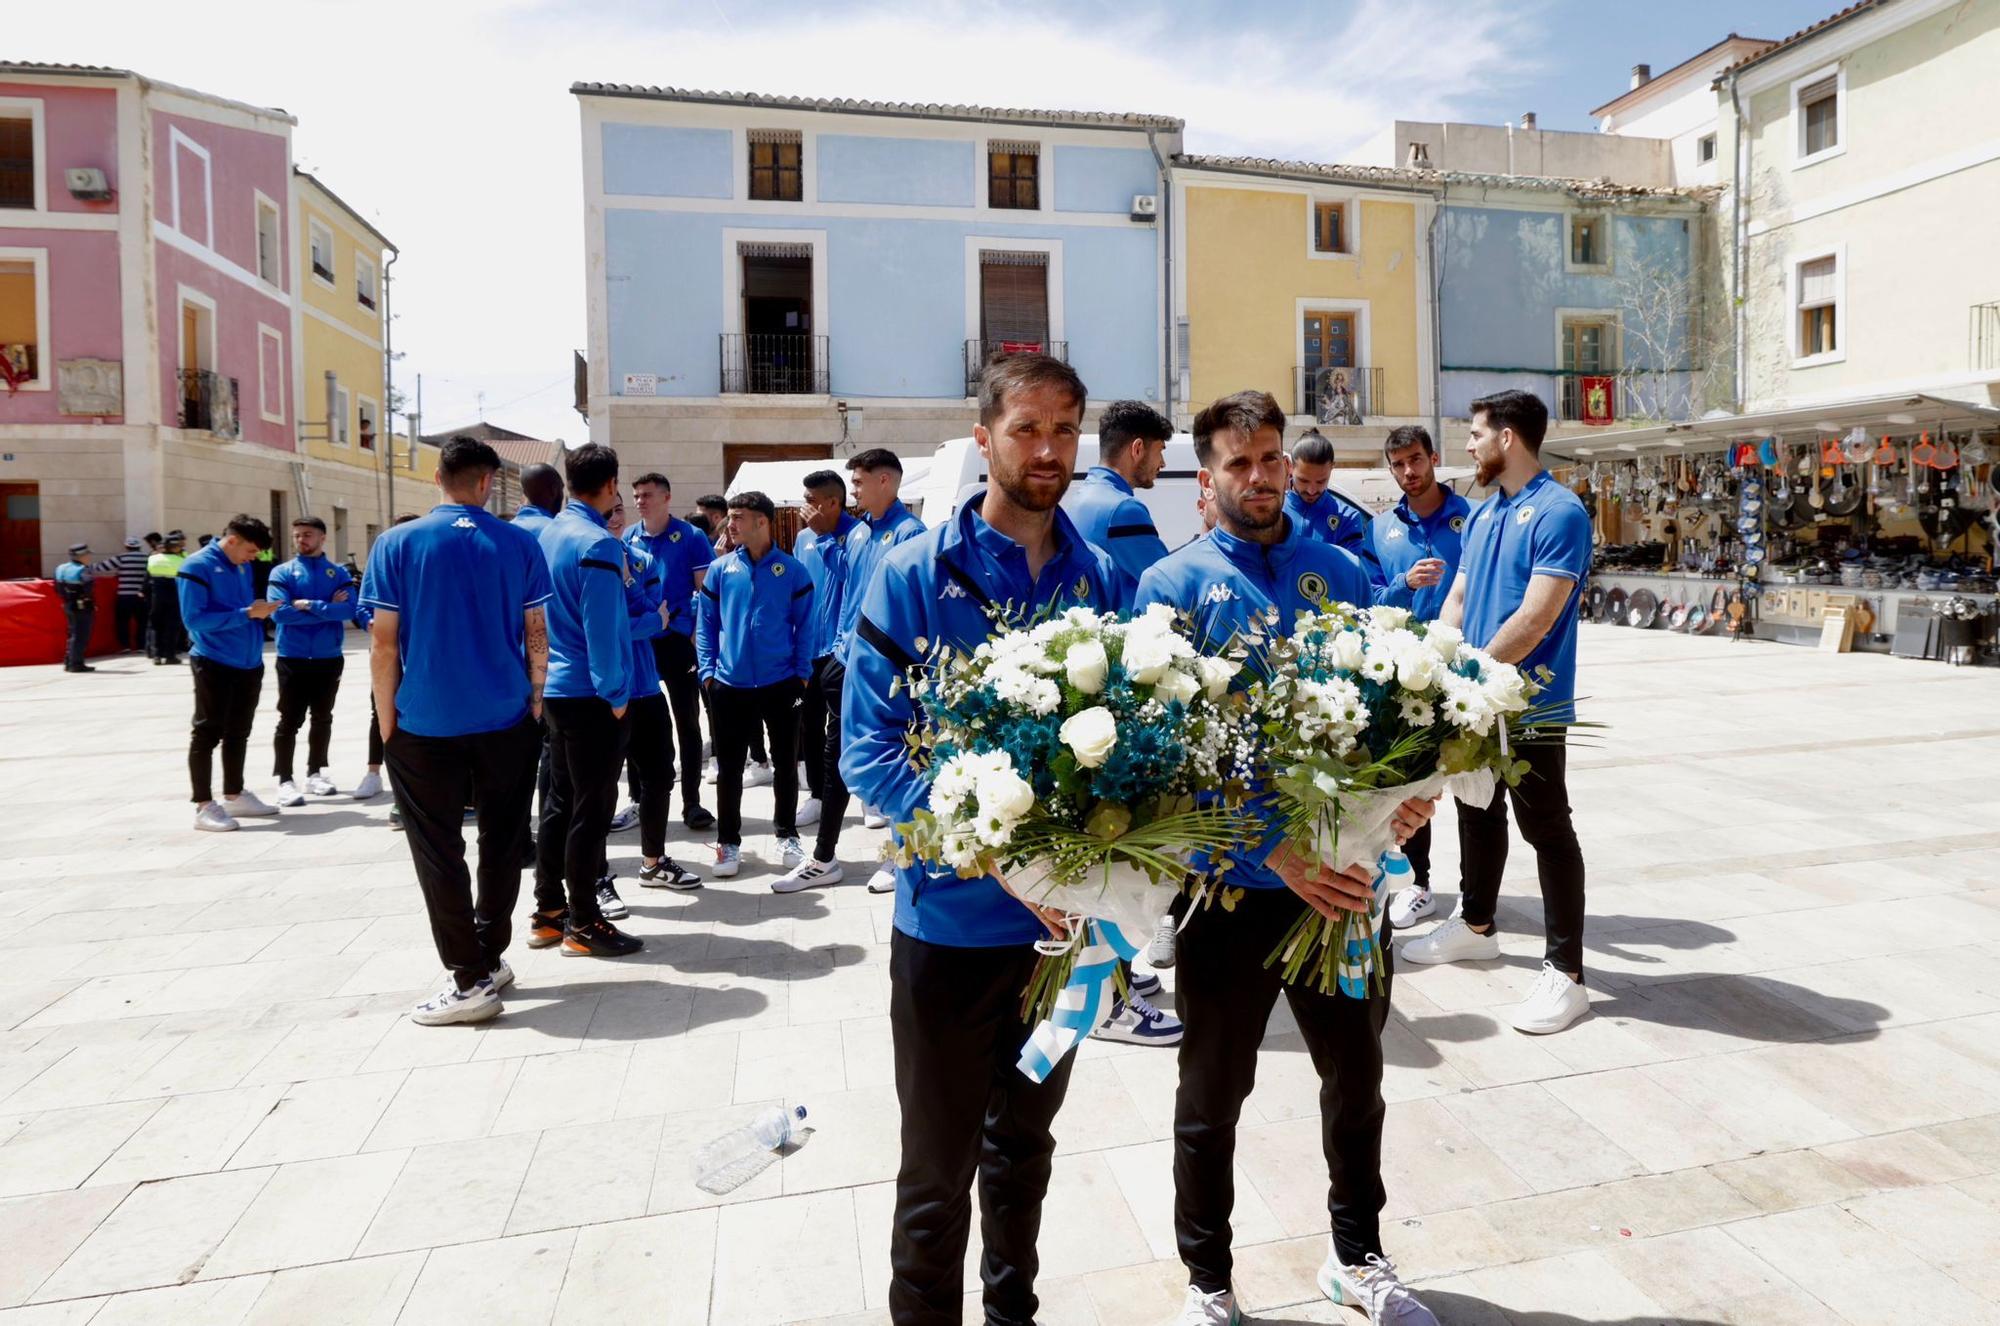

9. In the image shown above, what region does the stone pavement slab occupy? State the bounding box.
[1,628,1998,1323]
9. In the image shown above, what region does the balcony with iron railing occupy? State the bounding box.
[1294,365,1383,424]
[179,369,240,437]
[718,333,828,395]
[964,338,1069,396]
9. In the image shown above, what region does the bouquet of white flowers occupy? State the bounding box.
[1246,604,1551,996]
[894,605,1262,1076]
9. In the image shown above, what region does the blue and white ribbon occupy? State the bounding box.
[1336,849,1408,999]
[1016,918,1141,1083]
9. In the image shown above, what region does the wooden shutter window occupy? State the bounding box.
[0,119,31,209]
[749,130,803,202]
[988,141,1040,210]
[1313,203,1345,253]
[980,252,1049,347]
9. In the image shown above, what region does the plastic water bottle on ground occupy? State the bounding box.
[692,1103,808,1195]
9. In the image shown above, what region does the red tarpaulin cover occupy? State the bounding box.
[0,577,122,666]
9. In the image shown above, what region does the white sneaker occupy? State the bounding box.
[410,976,501,1026]
[1177,1285,1241,1326]
[224,790,279,818]
[1388,886,1437,930]
[777,836,806,869]
[351,769,384,800]
[862,807,888,830]
[1091,992,1183,1046]
[274,780,306,808]
[714,844,742,878]
[1400,914,1499,966]
[608,803,639,833]
[795,797,822,828]
[305,772,337,797]
[773,857,844,893]
[1511,960,1590,1035]
[866,863,897,894]
[704,760,719,785]
[193,801,239,833]
[744,761,774,788]
[1319,1251,1437,1324]
[488,959,515,992]
[1146,915,1178,969]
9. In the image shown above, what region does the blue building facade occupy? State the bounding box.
[576,87,1180,494]
[1436,190,1704,427]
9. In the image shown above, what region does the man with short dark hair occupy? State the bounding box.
[626,471,716,833]
[696,494,730,551]
[147,531,188,665]
[697,490,814,879]
[109,537,151,652]
[1404,390,1592,1036]
[1365,426,1466,929]
[53,542,101,673]
[180,515,280,831]
[367,437,551,1025]
[842,352,1123,1326]
[267,516,357,806]
[1286,429,1371,552]
[775,469,859,892]
[1136,390,1440,1326]
[837,447,926,892]
[512,463,564,538]
[693,490,769,781]
[1065,399,1172,605]
[530,443,645,958]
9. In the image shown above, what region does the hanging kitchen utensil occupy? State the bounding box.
[1841,427,1871,464]
[1808,452,1827,512]
[1819,438,1840,479]
[1913,431,1937,467]
[1628,588,1659,628]
[1962,433,1993,466]
[1759,436,1779,468]
[1872,432,1896,466]
[1606,586,1629,625]
[1934,432,1960,470]
[1852,597,1877,635]
[1726,590,1749,634]
[1586,583,1607,621]
[1669,596,1692,630]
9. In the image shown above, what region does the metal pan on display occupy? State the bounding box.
[1606,587,1629,625]
[1628,588,1660,628]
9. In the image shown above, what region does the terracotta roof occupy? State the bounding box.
[1589,34,1777,117]
[1717,0,1891,77]
[422,423,562,470]
[0,62,294,123]
[1172,154,1712,203]
[570,83,1181,132]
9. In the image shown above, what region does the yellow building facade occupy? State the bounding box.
[290,169,432,560]
[1174,160,1435,445]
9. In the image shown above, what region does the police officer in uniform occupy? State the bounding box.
[53,543,99,672]
[148,531,189,664]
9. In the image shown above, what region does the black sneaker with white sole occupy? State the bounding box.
[639,857,703,890]
[594,876,629,920]
[562,919,644,957]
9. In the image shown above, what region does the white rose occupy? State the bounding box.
[1193,655,1240,700]
[1425,623,1464,662]
[974,764,1036,825]
[1122,630,1177,684]
[1395,647,1439,692]
[1064,638,1109,694]
[1152,667,1200,707]
[1059,706,1119,767]
[1330,630,1367,673]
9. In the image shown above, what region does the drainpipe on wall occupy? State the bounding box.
[1427,185,1445,446]
[381,248,398,537]
[1145,127,1174,421]
[1727,75,1747,413]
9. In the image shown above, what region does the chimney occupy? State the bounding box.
[1406,141,1432,169]
[1631,63,1652,89]
[1520,112,1537,130]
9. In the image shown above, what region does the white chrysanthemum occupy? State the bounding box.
[1359,648,1398,685]
[1398,694,1436,727]
[991,664,1061,715]
[1440,677,1495,734]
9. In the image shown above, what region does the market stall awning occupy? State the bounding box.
[1544,393,2000,463]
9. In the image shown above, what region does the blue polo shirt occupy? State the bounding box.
[1285,485,1371,553]
[540,501,634,707]
[839,493,1122,947]
[696,544,815,689]
[361,504,552,737]
[267,554,358,659]
[1364,489,1473,622]
[54,561,91,588]
[624,541,666,695]
[626,516,712,638]
[510,503,558,539]
[1458,469,1592,723]
[1135,516,1370,893]
[176,541,265,670]
[1064,466,1169,609]
[833,498,926,664]
[795,512,859,662]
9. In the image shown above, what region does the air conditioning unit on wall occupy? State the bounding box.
[1130,194,1158,222]
[65,168,112,201]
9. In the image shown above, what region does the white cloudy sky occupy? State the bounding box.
[22,0,1830,445]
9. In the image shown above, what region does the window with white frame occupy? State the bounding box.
[0,109,38,210]
[0,251,48,388]
[257,325,285,423]
[1568,213,1610,271]
[309,219,335,284]
[357,396,378,451]
[1794,252,1841,361]
[1794,68,1842,164]
[256,197,281,285]
[334,384,351,445]
[1697,133,1717,164]
[355,253,377,310]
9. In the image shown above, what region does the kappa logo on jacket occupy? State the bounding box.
[1203,582,1237,605]
[452,517,475,529]
[941,581,970,600]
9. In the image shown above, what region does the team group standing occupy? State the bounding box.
[140,353,1591,1326]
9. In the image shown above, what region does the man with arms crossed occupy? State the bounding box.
[1361,427,1464,929]
[842,354,1122,1326]
[268,516,358,806]
[368,438,550,1025]
[1135,391,1439,1326]
[835,448,927,893]
[529,443,645,958]
[1402,389,1592,1036]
